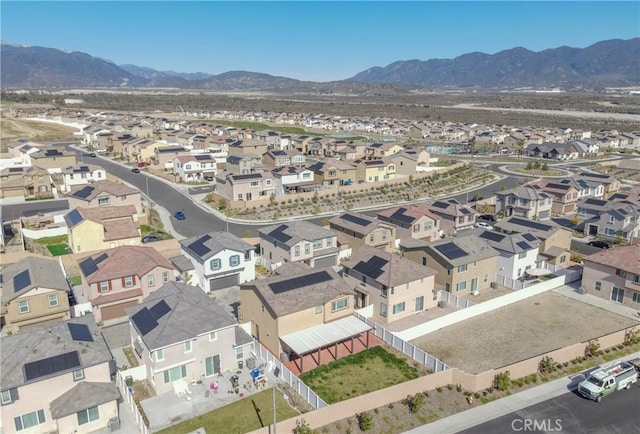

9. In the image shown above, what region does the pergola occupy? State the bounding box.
[280,316,372,373]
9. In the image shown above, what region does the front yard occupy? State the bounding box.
[299,346,421,404]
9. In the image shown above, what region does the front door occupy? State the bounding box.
[471,277,478,293]
[205,355,221,377]
[611,287,624,303]
[415,296,424,311]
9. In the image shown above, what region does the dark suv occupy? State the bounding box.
[478,214,497,222]
[588,240,612,249]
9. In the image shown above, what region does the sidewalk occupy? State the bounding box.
[406,352,640,433]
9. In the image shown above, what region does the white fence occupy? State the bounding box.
[353,312,450,373]
[22,226,67,240]
[119,365,147,382]
[115,370,150,434]
[252,341,328,410]
[439,290,474,308]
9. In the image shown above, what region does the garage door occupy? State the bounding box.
[538,210,550,220]
[209,274,239,292]
[314,255,338,268]
[101,301,139,321]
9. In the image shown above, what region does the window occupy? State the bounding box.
[632,293,640,304]
[616,269,627,278]
[185,165,192,170]
[15,410,46,431]
[382,232,387,241]
[457,264,468,273]
[245,251,251,260]
[380,303,388,317]
[162,271,169,283]
[48,294,59,308]
[155,349,164,361]
[608,216,615,224]
[250,181,259,187]
[294,246,300,257]
[611,287,624,304]
[209,331,217,341]
[163,365,187,383]
[18,300,29,314]
[458,217,464,224]
[381,286,388,298]
[413,224,420,233]
[305,244,310,255]
[210,259,221,271]
[518,251,527,259]
[229,255,240,266]
[148,274,155,287]
[484,274,488,283]
[595,281,601,291]
[73,369,85,381]
[1,390,11,404]
[422,257,427,266]
[369,234,375,242]
[124,276,134,287]
[313,239,322,249]
[184,341,192,353]
[99,281,109,293]
[634,275,640,284]
[315,305,323,314]
[325,237,333,247]
[456,281,467,292]
[424,221,433,230]
[98,197,110,205]
[392,302,406,315]
[236,346,244,360]
[605,228,616,236]
[331,298,348,312]
[559,255,567,264]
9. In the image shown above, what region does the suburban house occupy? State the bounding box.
[494,185,553,220]
[576,197,613,220]
[0,166,52,199]
[576,171,621,199]
[228,139,269,156]
[363,142,404,159]
[0,316,120,434]
[581,245,640,308]
[154,146,187,169]
[172,154,217,182]
[271,165,318,194]
[224,155,265,175]
[124,138,168,163]
[528,181,580,215]
[6,140,44,164]
[388,149,431,175]
[258,221,339,270]
[240,263,368,370]
[77,246,175,322]
[400,236,498,296]
[262,149,306,168]
[427,199,477,235]
[307,159,358,186]
[66,180,142,214]
[329,211,396,252]
[582,203,640,242]
[525,142,581,160]
[127,282,253,395]
[60,164,107,192]
[376,205,440,241]
[179,232,256,292]
[65,205,140,254]
[1,256,71,333]
[353,159,397,183]
[494,217,572,268]
[214,171,276,202]
[342,246,437,324]
[30,147,77,172]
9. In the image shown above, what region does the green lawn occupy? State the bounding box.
[299,346,419,404]
[211,120,325,137]
[155,388,301,434]
[35,235,68,245]
[68,275,83,286]
[47,244,69,256]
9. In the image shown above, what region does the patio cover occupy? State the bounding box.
[281,315,372,356]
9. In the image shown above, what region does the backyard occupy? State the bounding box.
[299,347,422,404]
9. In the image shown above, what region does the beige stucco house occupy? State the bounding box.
[581,245,640,308]
[64,205,140,254]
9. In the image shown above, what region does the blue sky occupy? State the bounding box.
[2,1,639,82]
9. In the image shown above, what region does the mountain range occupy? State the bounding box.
[1,39,638,92]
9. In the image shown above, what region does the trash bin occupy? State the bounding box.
[246,357,256,370]
[238,360,243,370]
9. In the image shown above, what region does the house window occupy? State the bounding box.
[382,232,387,241]
[595,281,601,291]
[98,197,110,206]
[559,255,566,264]
[380,303,388,317]
[315,305,322,314]
[608,216,614,224]
[1,390,11,404]
[209,331,217,341]
[605,228,616,236]
[18,300,29,314]
[632,293,640,304]
[163,365,187,383]
[424,221,433,230]
[184,341,192,353]
[305,244,310,254]
[14,410,46,431]
[155,349,164,362]
[369,234,375,242]
[325,237,333,247]
[484,274,488,283]
[634,275,640,284]
[294,246,300,257]
[148,274,155,287]
[456,281,467,292]
[381,286,388,298]
[616,269,627,278]
[48,294,59,308]
[457,264,468,273]
[331,298,348,312]
[73,369,85,381]
[210,259,222,271]
[229,255,240,266]
[611,287,625,303]
[413,224,420,233]
[235,346,244,360]
[250,181,259,187]
[392,302,406,315]
[313,239,322,249]
[124,276,134,287]
[99,281,109,293]
[458,217,464,224]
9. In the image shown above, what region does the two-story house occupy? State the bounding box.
[307,159,357,187]
[179,232,256,292]
[353,159,396,183]
[214,171,276,202]
[65,205,140,254]
[583,204,640,242]
[376,205,440,241]
[60,164,107,192]
[581,245,640,308]
[258,221,339,270]
[154,146,187,169]
[363,142,404,160]
[78,246,175,322]
[576,171,621,199]
[1,256,71,333]
[427,199,476,235]
[271,165,317,195]
[172,154,217,182]
[0,316,120,434]
[494,185,553,220]
[0,166,52,199]
[329,211,396,252]
[342,246,437,324]
[127,282,253,394]
[388,149,431,175]
[576,197,612,221]
[30,147,77,173]
[529,180,580,214]
[224,155,265,175]
[262,149,306,168]
[67,180,142,214]
[228,139,269,156]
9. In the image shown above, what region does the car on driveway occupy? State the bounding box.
[475,221,494,230]
[137,162,150,167]
[588,240,612,249]
[174,211,186,220]
[142,235,163,243]
[478,214,497,222]
[131,167,141,173]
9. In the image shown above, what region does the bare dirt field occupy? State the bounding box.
[0,118,77,151]
[410,291,639,374]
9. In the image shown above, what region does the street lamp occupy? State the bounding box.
[145,176,150,201]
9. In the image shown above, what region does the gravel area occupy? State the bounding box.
[411,291,639,374]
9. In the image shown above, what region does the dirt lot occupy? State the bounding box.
[0,118,77,151]
[410,291,639,374]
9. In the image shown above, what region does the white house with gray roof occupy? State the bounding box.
[0,315,119,434]
[180,231,256,292]
[126,282,253,395]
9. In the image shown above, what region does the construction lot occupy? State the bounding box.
[411,291,640,374]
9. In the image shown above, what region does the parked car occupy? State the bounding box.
[137,162,150,167]
[131,167,141,173]
[174,211,186,220]
[588,240,612,249]
[89,152,97,157]
[142,235,163,243]
[475,221,494,230]
[478,214,497,222]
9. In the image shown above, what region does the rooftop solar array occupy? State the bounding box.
[233,173,262,180]
[431,201,449,209]
[480,231,506,242]
[340,213,371,227]
[271,150,286,156]
[516,241,532,250]
[95,253,108,264]
[194,155,211,161]
[13,269,32,292]
[546,183,570,190]
[580,172,609,179]
[79,253,108,277]
[188,235,212,257]
[66,209,83,226]
[73,186,95,199]
[24,351,81,381]
[522,233,537,242]
[363,160,383,166]
[352,256,388,279]
[508,217,552,231]
[370,143,384,148]
[132,300,173,336]
[149,300,171,319]
[390,207,415,224]
[68,323,93,342]
[460,208,471,215]
[584,198,607,206]
[8,167,23,173]
[269,270,333,294]
[269,225,292,243]
[44,149,63,156]
[434,242,468,260]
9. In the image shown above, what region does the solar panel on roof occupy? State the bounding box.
[13,269,31,292]
[431,201,449,209]
[233,173,262,180]
[585,198,607,206]
[73,186,94,199]
[516,241,532,250]
[45,149,63,156]
[150,300,171,320]
[94,253,109,264]
[390,208,415,225]
[460,208,471,215]
[522,233,537,242]
[269,270,333,294]
[340,213,371,227]
[194,155,210,161]
[434,242,468,260]
[79,258,98,276]
[66,209,83,226]
[132,308,158,336]
[580,172,608,179]
[188,235,212,257]
[9,167,23,173]
[352,256,388,279]
[269,225,292,243]
[24,351,81,381]
[508,217,551,231]
[479,232,506,242]
[68,323,93,342]
[546,183,570,190]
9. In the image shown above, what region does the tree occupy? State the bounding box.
[217,198,228,211]
[541,162,549,171]
[494,371,511,391]
[525,161,533,170]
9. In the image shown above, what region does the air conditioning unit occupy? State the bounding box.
[471,290,479,296]
[438,300,447,308]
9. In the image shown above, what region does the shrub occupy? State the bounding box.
[436,386,442,393]
[624,328,640,346]
[447,384,453,390]
[294,419,313,434]
[585,340,601,358]
[494,371,511,392]
[358,412,374,431]
[409,393,426,413]
[473,392,480,399]
[538,356,555,374]
[456,383,462,392]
